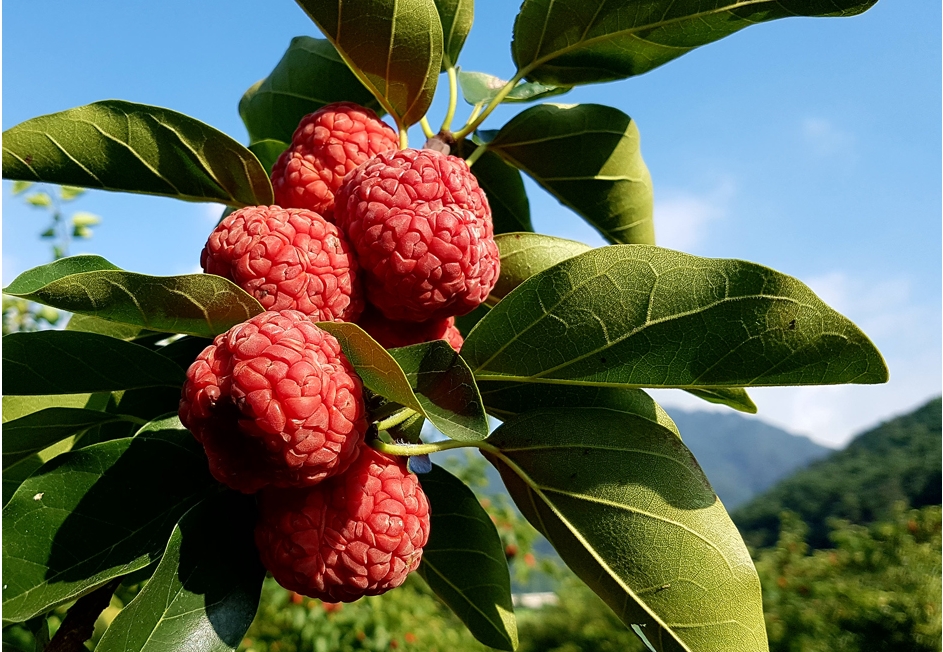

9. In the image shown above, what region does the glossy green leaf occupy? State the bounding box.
[479,382,678,436]
[2,394,100,423]
[248,140,288,175]
[3,331,185,395]
[482,407,767,651]
[458,70,570,105]
[388,341,489,441]
[239,36,383,144]
[4,255,118,293]
[454,304,490,338]
[463,245,889,388]
[2,408,137,470]
[435,0,474,69]
[512,0,877,85]
[487,104,654,245]
[96,493,264,652]
[457,140,532,234]
[491,232,591,300]
[685,387,757,414]
[66,313,146,341]
[157,336,213,371]
[4,256,264,337]
[2,100,273,207]
[295,0,443,128]
[417,464,518,651]
[1,427,215,623]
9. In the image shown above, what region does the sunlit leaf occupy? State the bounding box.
[685,387,757,414]
[458,70,570,105]
[491,232,591,300]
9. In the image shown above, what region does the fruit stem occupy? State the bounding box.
[453,72,524,140]
[464,143,487,168]
[398,126,409,150]
[440,66,459,133]
[376,408,420,432]
[371,438,477,457]
[419,116,435,139]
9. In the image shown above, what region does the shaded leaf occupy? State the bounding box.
[457,140,532,234]
[239,36,383,144]
[66,314,145,341]
[2,436,81,509]
[463,245,888,388]
[96,492,264,652]
[455,304,490,338]
[418,464,518,651]
[512,0,878,85]
[491,232,591,300]
[2,408,136,470]
[458,70,570,105]
[2,100,273,207]
[3,331,185,395]
[487,104,654,245]
[1,427,215,623]
[295,0,443,127]
[248,140,288,176]
[685,387,757,414]
[388,341,489,441]
[483,407,767,651]
[4,256,264,338]
[157,336,213,371]
[435,0,474,69]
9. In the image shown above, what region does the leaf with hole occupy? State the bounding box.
[463,245,888,388]
[483,407,767,651]
[487,104,654,245]
[512,0,878,85]
[295,0,443,128]
[95,492,264,652]
[2,100,273,206]
[239,36,383,144]
[418,464,517,651]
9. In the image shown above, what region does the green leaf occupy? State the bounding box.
[1,427,215,623]
[318,322,487,441]
[157,336,213,371]
[66,314,145,341]
[458,70,570,105]
[96,492,264,652]
[239,37,384,144]
[248,140,288,175]
[417,464,518,651]
[454,303,490,338]
[59,185,85,201]
[463,245,889,388]
[457,140,532,234]
[435,0,473,69]
[70,212,100,227]
[2,408,136,470]
[685,387,757,415]
[4,256,264,338]
[2,100,273,207]
[2,394,100,423]
[295,0,444,128]
[511,0,878,86]
[491,232,591,300]
[25,192,52,207]
[482,407,768,651]
[2,331,185,395]
[487,104,654,245]
[388,341,489,441]
[479,382,678,436]
[11,180,32,194]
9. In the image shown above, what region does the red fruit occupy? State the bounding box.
[335,149,499,322]
[357,305,463,351]
[202,205,363,322]
[179,310,367,493]
[271,102,398,217]
[255,444,431,602]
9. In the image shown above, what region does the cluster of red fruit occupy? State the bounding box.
[178,102,500,602]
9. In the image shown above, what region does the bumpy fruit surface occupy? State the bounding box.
[255,444,431,602]
[202,205,363,322]
[358,306,463,351]
[335,148,500,322]
[179,310,367,493]
[271,102,398,217]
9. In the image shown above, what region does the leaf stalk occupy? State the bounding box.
[441,66,459,132]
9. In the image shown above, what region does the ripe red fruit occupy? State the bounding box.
[357,305,463,351]
[202,205,363,322]
[335,148,500,322]
[255,444,431,602]
[179,310,367,493]
[271,102,398,217]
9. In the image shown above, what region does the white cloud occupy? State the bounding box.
[801,117,855,158]
[653,180,735,252]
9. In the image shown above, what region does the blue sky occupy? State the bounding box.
[3,0,940,446]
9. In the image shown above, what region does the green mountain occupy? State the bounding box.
[668,409,830,510]
[733,397,942,549]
